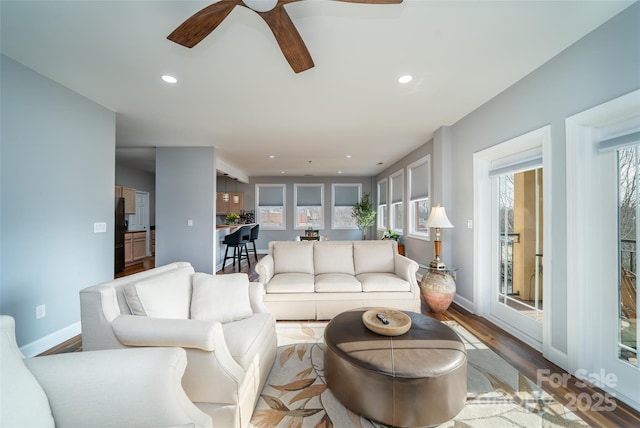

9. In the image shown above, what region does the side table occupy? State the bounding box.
[419,265,458,313]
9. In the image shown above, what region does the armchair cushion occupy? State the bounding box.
[123,266,193,319]
[190,273,253,323]
[0,316,54,428]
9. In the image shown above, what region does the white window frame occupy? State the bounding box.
[293,183,324,230]
[390,170,404,234]
[331,183,361,229]
[407,155,431,240]
[255,183,286,230]
[377,178,388,231]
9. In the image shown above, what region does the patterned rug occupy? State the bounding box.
[249,321,588,427]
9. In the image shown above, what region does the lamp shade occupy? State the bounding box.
[425,205,454,228]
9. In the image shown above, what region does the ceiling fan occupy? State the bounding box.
[167,0,403,73]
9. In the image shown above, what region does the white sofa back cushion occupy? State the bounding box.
[123,266,193,319]
[353,241,395,275]
[314,241,355,275]
[273,241,315,274]
[0,316,55,428]
[190,273,253,323]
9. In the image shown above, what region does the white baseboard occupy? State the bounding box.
[453,293,475,313]
[20,321,81,358]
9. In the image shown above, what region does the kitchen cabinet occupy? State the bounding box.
[125,231,146,265]
[115,185,136,214]
[216,192,243,215]
[229,192,244,214]
[216,192,229,215]
[124,233,133,264]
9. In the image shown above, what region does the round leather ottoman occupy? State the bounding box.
[324,309,467,427]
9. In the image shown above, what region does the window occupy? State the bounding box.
[294,184,324,229]
[408,156,430,239]
[332,183,361,229]
[390,170,403,233]
[377,179,387,230]
[255,184,285,230]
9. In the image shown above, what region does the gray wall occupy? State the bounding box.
[375,3,640,356]
[245,176,375,251]
[1,55,115,351]
[115,163,156,225]
[156,147,215,274]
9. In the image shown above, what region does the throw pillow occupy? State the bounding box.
[123,267,192,319]
[190,273,253,323]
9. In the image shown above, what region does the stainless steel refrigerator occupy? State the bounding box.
[114,197,125,274]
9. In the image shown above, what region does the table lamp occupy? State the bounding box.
[425,204,454,269]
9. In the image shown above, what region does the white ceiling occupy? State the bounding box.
[1,0,634,177]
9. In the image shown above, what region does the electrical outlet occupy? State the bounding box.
[36,304,46,319]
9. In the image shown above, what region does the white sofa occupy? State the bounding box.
[255,240,420,320]
[0,315,212,428]
[80,262,277,428]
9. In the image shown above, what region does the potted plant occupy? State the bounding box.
[351,193,376,240]
[226,213,240,224]
[383,229,400,241]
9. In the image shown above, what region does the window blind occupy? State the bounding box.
[378,180,387,205]
[410,161,429,200]
[296,185,322,206]
[334,185,360,206]
[391,174,403,203]
[258,185,284,206]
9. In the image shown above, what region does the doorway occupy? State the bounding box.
[474,126,551,351]
[127,191,151,256]
[566,89,640,410]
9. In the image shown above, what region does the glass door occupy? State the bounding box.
[491,167,544,343]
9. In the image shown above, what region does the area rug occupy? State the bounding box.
[249,321,588,427]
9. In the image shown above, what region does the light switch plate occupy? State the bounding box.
[94,222,107,233]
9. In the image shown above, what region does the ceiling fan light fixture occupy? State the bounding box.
[243,0,278,12]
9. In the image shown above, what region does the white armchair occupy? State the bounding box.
[80,262,277,428]
[0,315,212,428]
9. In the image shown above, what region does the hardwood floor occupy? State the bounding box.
[43,255,640,427]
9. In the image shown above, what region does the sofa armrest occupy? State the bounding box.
[112,315,219,351]
[255,254,274,285]
[26,347,213,428]
[249,282,269,313]
[394,254,420,292]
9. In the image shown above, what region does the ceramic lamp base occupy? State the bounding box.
[420,270,456,313]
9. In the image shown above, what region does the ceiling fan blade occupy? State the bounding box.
[168,0,243,48]
[258,4,314,73]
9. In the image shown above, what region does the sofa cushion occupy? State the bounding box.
[0,317,55,428]
[353,241,395,275]
[190,273,253,323]
[273,241,315,275]
[357,272,411,292]
[315,273,362,292]
[123,267,192,319]
[265,273,315,293]
[314,242,355,275]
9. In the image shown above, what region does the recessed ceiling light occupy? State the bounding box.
[345,154,352,159]
[280,170,285,174]
[161,75,177,84]
[338,170,343,174]
[268,155,276,159]
[398,74,413,84]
